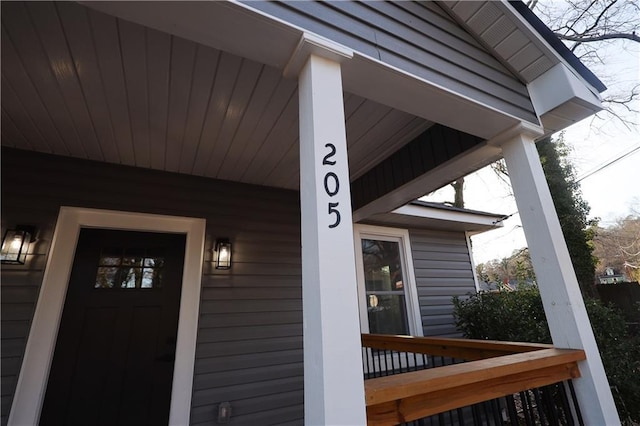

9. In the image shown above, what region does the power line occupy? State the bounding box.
[492,211,519,225]
[576,144,640,183]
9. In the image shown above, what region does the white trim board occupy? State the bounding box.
[465,232,482,294]
[8,207,206,426]
[353,224,422,337]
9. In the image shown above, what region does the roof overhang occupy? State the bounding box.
[439,0,604,136]
[528,63,603,132]
[362,201,506,235]
[83,1,534,141]
[507,0,606,92]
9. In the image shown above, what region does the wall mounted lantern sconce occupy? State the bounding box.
[1,225,36,265]
[214,239,232,270]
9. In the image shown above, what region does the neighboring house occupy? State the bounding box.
[1,1,619,425]
[478,280,537,292]
[597,267,629,284]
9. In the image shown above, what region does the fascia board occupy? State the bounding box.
[392,204,505,229]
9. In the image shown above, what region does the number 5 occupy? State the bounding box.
[328,202,341,229]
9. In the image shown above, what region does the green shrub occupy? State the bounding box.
[453,285,551,344]
[453,287,640,424]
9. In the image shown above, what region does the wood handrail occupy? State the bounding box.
[362,333,553,361]
[364,347,586,426]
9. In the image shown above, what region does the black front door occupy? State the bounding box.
[40,229,186,426]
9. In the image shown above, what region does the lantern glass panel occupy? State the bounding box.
[1,229,31,265]
[216,241,232,269]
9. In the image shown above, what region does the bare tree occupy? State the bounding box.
[529,0,640,51]
[530,0,640,124]
[476,248,535,286]
[593,215,640,282]
[451,178,464,208]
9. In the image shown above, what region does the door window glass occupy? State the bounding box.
[95,247,165,289]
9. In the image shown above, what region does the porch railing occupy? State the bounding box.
[362,334,586,426]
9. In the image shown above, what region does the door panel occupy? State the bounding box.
[40,229,186,426]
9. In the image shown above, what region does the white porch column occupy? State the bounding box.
[498,126,620,425]
[288,35,366,425]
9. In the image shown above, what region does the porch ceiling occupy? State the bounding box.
[0,1,432,190]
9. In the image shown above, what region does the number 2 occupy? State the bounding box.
[322,143,337,165]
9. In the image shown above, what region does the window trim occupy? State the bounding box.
[354,224,422,337]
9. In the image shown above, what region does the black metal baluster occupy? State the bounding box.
[532,388,547,425]
[481,400,492,425]
[475,403,485,425]
[542,385,561,426]
[506,394,519,425]
[521,391,534,426]
[557,382,573,426]
[567,381,584,426]
[383,349,389,376]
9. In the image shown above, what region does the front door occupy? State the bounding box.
[40,229,186,425]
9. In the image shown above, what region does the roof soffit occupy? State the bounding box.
[363,202,506,234]
[438,0,604,134]
[1,1,432,190]
[438,1,602,93]
[82,1,538,141]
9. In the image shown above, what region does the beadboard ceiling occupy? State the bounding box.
[1,1,432,190]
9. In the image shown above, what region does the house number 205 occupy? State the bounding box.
[322,143,341,229]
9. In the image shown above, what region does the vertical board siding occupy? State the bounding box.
[409,229,476,337]
[2,1,432,192]
[0,148,304,426]
[351,124,483,211]
[242,0,537,123]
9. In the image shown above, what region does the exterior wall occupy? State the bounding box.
[0,148,304,426]
[242,0,537,123]
[1,148,479,424]
[409,229,477,337]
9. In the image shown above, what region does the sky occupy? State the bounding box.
[423,12,640,265]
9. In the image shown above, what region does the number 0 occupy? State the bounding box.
[324,172,339,197]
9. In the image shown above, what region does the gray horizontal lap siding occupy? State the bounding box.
[0,148,303,426]
[409,229,476,337]
[243,0,537,123]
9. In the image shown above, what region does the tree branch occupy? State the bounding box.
[556,32,640,43]
[582,0,619,38]
[563,0,600,37]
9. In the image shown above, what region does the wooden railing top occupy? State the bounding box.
[365,348,585,405]
[362,334,586,426]
[362,333,552,361]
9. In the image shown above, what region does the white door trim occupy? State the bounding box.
[8,207,206,426]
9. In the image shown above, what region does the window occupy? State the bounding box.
[354,225,422,336]
[95,247,165,289]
